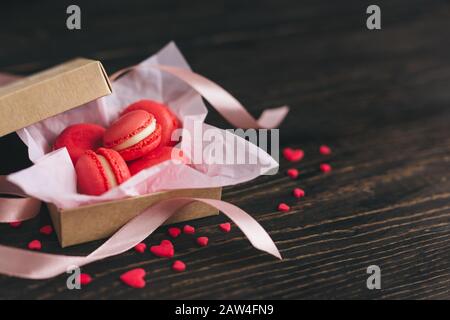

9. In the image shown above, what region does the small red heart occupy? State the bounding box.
[183,225,195,234]
[319,145,332,155]
[9,221,22,228]
[150,240,174,258]
[287,168,299,179]
[28,240,42,251]
[278,203,290,212]
[79,273,92,285]
[39,225,53,235]
[172,260,186,272]
[120,268,146,288]
[168,227,181,238]
[197,236,209,247]
[283,148,304,162]
[219,222,231,233]
[320,163,332,173]
[293,188,305,198]
[134,243,147,253]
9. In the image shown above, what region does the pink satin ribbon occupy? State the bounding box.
[0,176,41,223]
[0,64,286,279]
[111,65,289,129]
[0,197,280,279]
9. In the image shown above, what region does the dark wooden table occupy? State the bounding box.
[1,0,450,299]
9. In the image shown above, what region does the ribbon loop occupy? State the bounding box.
[111,64,289,129]
[155,65,289,129]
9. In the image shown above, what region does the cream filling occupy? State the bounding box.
[97,155,118,188]
[113,119,156,151]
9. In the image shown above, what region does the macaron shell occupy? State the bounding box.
[117,124,162,161]
[122,100,181,147]
[53,123,105,164]
[128,146,189,176]
[104,110,155,148]
[75,150,110,196]
[96,147,131,184]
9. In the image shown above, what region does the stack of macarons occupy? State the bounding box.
[53,100,187,195]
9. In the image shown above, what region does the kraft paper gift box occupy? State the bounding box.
[0,58,221,247]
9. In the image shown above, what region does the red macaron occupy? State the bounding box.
[122,100,181,147]
[128,146,189,175]
[75,148,131,195]
[103,110,162,161]
[53,123,105,164]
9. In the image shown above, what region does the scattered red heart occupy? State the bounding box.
[283,147,304,162]
[183,225,195,234]
[168,227,181,238]
[172,260,186,272]
[287,168,299,179]
[197,236,209,247]
[293,188,305,198]
[320,163,332,173]
[39,225,53,235]
[319,145,332,155]
[79,273,92,285]
[120,268,146,288]
[134,242,147,253]
[219,222,231,233]
[9,221,22,228]
[278,203,290,212]
[150,240,174,258]
[28,240,42,251]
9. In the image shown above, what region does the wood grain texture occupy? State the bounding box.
[1,0,450,299]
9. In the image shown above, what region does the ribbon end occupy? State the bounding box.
[266,246,282,260]
[274,251,283,260]
[258,105,290,129]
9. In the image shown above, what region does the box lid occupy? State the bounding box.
[0,58,112,137]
